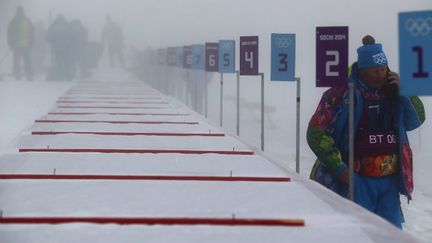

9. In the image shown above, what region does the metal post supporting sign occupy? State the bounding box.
[270,33,300,173]
[192,44,205,114]
[218,40,236,127]
[205,43,219,118]
[399,10,432,96]
[315,26,351,199]
[239,36,264,150]
[183,46,192,106]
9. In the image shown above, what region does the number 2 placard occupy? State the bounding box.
[399,10,432,95]
[316,26,348,87]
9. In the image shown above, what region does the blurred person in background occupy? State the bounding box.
[31,20,48,77]
[101,15,125,68]
[7,6,34,81]
[46,14,73,81]
[70,19,90,78]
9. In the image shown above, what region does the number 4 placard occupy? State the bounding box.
[316,26,348,87]
[240,36,259,75]
[399,10,432,95]
[271,33,295,81]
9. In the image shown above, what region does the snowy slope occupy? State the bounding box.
[0,70,424,243]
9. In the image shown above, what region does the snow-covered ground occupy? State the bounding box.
[0,69,427,242]
[0,71,432,242]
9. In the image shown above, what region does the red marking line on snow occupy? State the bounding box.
[0,217,304,226]
[32,131,225,137]
[35,120,198,125]
[59,97,161,100]
[56,106,168,109]
[0,174,290,182]
[56,100,169,104]
[48,112,189,116]
[19,148,254,155]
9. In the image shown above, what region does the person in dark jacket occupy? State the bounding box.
[307,35,425,228]
[7,6,34,80]
[46,14,73,81]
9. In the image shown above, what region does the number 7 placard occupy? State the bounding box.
[316,26,348,87]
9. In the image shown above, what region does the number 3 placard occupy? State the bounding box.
[316,26,348,87]
[399,10,432,95]
[271,33,295,81]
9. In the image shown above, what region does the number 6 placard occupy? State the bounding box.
[399,10,432,95]
[205,42,219,72]
[240,36,259,75]
[316,26,348,87]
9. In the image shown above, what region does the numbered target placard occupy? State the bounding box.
[316,26,348,87]
[183,46,192,69]
[271,33,295,81]
[158,48,165,65]
[176,47,183,68]
[205,43,219,72]
[399,10,432,95]
[167,47,177,66]
[240,36,259,75]
[191,44,205,70]
[218,40,235,73]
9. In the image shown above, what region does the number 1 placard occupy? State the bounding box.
[316,26,348,87]
[399,10,432,95]
[240,36,259,75]
[271,33,295,81]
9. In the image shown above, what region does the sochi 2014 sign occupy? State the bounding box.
[399,10,432,95]
[316,26,348,87]
[205,42,219,72]
[240,36,259,75]
[271,33,295,81]
[183,46,192,69]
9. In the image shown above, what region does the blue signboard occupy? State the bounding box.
[399,10,432,95]
[218,40,235,73]
[192,44,205,70]
[271,33,295,81]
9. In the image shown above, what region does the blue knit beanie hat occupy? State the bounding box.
[357,35,387,69]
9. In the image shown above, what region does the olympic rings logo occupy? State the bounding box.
[275,37,292,49]
[220,42,233,50]
[405,17,432,36]
[372,53,387,65]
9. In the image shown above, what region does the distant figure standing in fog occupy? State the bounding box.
[70,19,90,78]
[31,20,48,76]
[101,16,125,68]
[7,6,34,81]
[46,14,73,81]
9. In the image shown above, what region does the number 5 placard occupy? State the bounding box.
[316,26,348,87]
[399,10,432,95]
[271,33,295,81]
[240,36,259,75]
